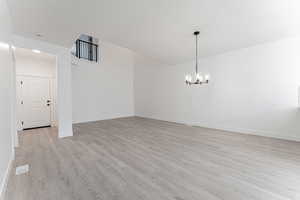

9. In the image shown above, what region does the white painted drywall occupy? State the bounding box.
[15,49,57,129]
[15,50,56,77]
[13,35,73,138]
[0,0,14,198]
[135,37,300,141]
[72,42,135,123]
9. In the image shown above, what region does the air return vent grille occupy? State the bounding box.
[72,34,98,62]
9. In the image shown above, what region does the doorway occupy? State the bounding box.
[14,47,57,131]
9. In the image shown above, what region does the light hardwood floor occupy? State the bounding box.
[4,117,300,200]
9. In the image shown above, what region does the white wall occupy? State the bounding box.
[15,50,56,77]
[15,49,57,129]
[135,37,300,141]
[72,42,135,123]
[0,0,14,198]
[13,35,73,138]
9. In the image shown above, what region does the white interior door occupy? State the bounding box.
[18,76,51,129]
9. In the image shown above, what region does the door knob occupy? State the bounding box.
[47,100,51,103]
[47,104,50,106]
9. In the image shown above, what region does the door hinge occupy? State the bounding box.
[21,100,23,105]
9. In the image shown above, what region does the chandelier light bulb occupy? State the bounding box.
[185,75,189,81]
[185,74,192,84]
[199,75,204,82]
[205,74,210,81]
[188,75,192,82]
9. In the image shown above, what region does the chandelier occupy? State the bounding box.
[185,31,210,85]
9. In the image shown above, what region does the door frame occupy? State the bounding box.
[12,35,74,148]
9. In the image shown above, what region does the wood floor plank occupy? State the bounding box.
[4,117,300,200]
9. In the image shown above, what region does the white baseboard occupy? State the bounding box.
[135,115,300,142]
[189,121,300,142]
[0,154,14,200]
[72,115,136,124]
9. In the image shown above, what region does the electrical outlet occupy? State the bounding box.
[16,164,29,175]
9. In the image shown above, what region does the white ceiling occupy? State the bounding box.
[8,0,300,64]
[14,47,56,64]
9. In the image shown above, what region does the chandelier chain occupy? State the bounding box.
[196,32,198,75]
